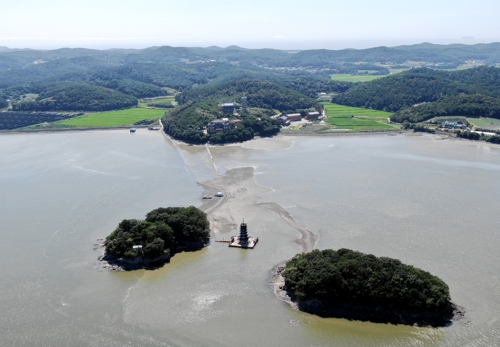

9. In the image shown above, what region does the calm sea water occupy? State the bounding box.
[1,131,499,346]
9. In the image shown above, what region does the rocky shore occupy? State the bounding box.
[270,265,465,327]
[94,240,170,271]
[95,239,206,271]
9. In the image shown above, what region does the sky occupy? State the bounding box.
[1,0,499,50]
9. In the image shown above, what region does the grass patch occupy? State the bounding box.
[162,87,177,94]
[322,102,391,118]
[389,68,409,74]
[56,108,166,127]
[140,96,177,109]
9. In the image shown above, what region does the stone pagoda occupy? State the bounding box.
[229,219,258,249]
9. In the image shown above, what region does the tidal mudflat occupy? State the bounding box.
[1,130,499,346]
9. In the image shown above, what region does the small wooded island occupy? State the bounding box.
[100,206,210,270]
[277,249,463,326]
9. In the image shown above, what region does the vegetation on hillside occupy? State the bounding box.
[11,83,137,112]
[283,249,450,313]
[105,206,210,260]
[391,94,500,123]
[334,68,471,111]
[177,78,322,113]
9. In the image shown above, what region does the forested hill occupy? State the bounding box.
[335,66,500,112]
[0,58,345,112]
[176,78,322,111]
[1,43,500,113]
[391,94,500,123]
[11,83,137,112]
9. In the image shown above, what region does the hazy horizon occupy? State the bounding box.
[2,0,499,51]
[1,37,500,51]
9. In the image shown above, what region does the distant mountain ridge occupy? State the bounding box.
[1,42,500,71]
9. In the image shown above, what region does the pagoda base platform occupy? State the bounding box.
[228,237,258,249]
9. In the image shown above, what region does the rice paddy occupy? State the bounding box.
[320,102,398,132]
[322,102,391,118]
[56,108,166,127]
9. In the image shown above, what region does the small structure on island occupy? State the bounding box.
[229,219,258,249]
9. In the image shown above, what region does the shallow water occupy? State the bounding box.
[1,131,499,346]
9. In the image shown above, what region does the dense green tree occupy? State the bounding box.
[145,206,210,243]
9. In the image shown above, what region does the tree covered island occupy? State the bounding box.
[101,206,210,270]
[280,249,462,326]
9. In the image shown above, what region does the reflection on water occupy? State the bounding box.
[1,132,499,346]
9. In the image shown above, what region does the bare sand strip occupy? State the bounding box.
[258,203,316,253]
[205,144,220,175]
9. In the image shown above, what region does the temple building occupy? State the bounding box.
[222,102,235,114]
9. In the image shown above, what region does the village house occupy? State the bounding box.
[441,121,467,130]
[306,111,321,120]
[286,113,302,122]
[279,115,290,126]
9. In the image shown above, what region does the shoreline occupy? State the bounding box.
[269,264,466,327]
[0,125,155,135]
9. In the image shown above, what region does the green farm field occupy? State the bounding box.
[324,117,398,132]
[330,74,383,82]
[330,68,406,83]
[467,117,500,129]
[322,102,391,118]
[56,108,166,127]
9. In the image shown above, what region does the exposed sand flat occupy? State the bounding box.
[197,166,316,253]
